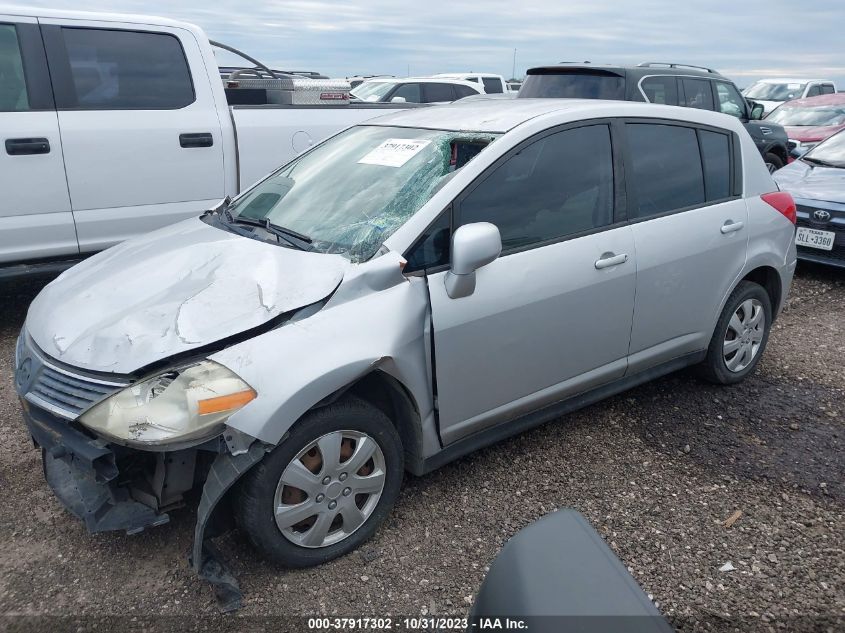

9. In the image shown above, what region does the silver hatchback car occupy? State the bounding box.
[15,100,796,578]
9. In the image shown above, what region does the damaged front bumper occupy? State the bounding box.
[24,402,172,534]
[21,401,265,612]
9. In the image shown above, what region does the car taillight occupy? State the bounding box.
[761,191,797,224]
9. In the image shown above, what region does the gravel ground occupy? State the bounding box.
[0,265,843,632]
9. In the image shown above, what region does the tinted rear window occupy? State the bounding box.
[627,123,704,218]
[518,72,625,99]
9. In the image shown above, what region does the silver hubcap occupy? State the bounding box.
[274,430,386,548]
[766,162,777,174]
[723,298,765,372]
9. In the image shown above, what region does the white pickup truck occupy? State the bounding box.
[0,7,415,277]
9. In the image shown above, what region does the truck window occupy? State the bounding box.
[0,24,29,111]
[806,84,821,98]
[680,78,714,110]
[52,27,195,110]
[640,76,678,105]
[482,77,503,94]
[821,84,835,95]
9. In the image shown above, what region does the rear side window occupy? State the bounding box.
[0,24,29,111]
[458,124,614,250]
[699,130,731,200]
[425,83,455,102]
[52,27,194,110]
[391,82,422,102]
[626,124,704,218]
[482,77,503,94]
[640,76,678,105]
[681,78,714,110]
[821,84,835,95]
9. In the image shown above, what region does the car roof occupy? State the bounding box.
[361,77,480,87]
[0,4,194,29]
[526,63,723,79]
[778,93,845,107]
[755,78,831,84]
[435,73,502,78]
[365,98,744,133]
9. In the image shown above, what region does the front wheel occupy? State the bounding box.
[698,281,772,385]
[234,397,403,568]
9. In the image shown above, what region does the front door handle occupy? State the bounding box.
[721,220,745,234]
[179,132,214,148]
[6,138,50,155]
[595,252,628,270]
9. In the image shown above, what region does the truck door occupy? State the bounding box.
[40,19,225,253]
[0,17,77,267]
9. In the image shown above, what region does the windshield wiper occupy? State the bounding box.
[229,215,313,250]
[802,156,838,168]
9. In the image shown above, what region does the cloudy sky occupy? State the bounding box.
[30,0,845,87]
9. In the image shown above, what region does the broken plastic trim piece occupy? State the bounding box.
[190,441,267,612]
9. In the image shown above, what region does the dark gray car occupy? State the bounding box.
[774,129,845,267]
[518,62,790,172]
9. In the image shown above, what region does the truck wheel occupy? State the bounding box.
[698,281,772,385]
[764,152,784,174]
[234,396,403,568]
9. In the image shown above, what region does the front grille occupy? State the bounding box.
[17,334,128,420]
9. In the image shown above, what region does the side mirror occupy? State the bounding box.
[390,96,406,103]
[445,222,501,299]
[749,101,765,120]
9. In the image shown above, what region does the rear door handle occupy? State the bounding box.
[721,220,744,234]
[5,138,50,155]
[595,252,628,270]
[179,132,214,148]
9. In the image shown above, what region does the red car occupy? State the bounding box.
[767,93,845,155]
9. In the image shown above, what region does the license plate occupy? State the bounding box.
[796,227,835,251]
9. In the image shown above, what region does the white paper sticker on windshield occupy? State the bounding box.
[787,83,801,89]
[358,139,432,167]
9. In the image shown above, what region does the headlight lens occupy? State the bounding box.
[79,360,256,446]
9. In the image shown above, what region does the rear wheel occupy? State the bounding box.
[764,152,784,174]
[234,397,403,567]
[698,281,772,385]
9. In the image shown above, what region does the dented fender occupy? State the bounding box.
[211,252,435,449]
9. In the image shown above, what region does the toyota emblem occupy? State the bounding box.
[813,209,831,222]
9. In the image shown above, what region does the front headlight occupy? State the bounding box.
[79,360,256,447]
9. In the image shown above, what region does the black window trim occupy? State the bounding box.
[40,24,196,111]
[403,118,628,274]
[0,22,54,111]
[618,117,742,225]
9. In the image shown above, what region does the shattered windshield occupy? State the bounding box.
[228,125,499,262]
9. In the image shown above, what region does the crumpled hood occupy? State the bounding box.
[785,125,845,143]
[773,160,845,203]
[26,217,348,374]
